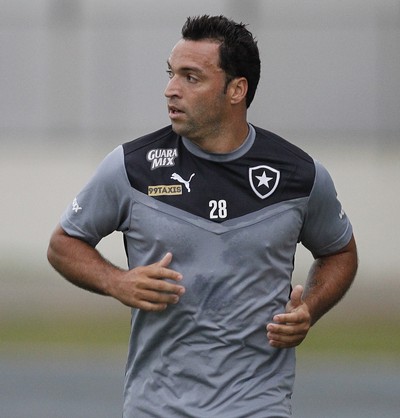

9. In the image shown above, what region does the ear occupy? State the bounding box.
[229,77,248,106]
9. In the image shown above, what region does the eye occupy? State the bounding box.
[186,74,198,83]
[166,69,174,79]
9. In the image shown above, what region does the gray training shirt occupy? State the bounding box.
[61,124,353,417]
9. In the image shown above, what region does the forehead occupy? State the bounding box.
[168,39,222,71]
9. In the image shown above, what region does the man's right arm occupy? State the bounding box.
[47,225,185,311]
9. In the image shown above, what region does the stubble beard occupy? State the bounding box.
[171,107,226,147]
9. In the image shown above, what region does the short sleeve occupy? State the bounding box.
[300,160,353,257]
[60,146,132,247]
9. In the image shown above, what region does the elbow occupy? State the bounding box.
[47,224,67,270]
[347,234,359,278]
[47,240,57,269]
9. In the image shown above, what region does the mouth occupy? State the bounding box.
[168,105,184,119]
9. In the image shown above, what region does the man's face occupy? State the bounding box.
[164,39,231,143]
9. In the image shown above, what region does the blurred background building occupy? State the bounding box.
[2,0,399,141]
[1,0,399,329]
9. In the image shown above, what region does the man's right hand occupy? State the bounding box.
[110,252,185,311]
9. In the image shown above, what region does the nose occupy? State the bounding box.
[164,75,181,99]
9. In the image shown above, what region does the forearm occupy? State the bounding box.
[48,225,185,311]
[47,225,124,297]
[303,235,358,325]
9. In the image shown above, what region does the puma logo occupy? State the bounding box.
[171,172,195,192]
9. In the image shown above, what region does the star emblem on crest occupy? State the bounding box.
[248,165,280,199]
[255,171,274,188]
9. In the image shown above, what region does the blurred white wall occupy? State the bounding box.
[0,0,399,317]
[1,0,399,142]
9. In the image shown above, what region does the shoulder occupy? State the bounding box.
[121,125,180,187]
[253,126,314,164]
[251,126,316,194]
[123,125,178,156]
[311,160,338,198]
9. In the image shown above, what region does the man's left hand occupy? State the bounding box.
[266,285,311,348]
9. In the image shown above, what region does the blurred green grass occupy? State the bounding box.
[298,317,400,357]
[1,314,130,348]
[2,314,399,357]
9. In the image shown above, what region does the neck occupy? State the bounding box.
[189,120,249,154]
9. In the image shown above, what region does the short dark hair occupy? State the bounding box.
[181,15,261,108]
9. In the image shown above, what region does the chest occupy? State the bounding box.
[126,139,313,223]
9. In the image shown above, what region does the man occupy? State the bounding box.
[48,15,357,417]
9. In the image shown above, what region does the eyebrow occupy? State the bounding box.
[166,60,204,75]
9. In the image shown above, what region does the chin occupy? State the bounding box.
[171,123,189,137]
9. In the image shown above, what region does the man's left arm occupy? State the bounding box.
[266,234,358,348]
